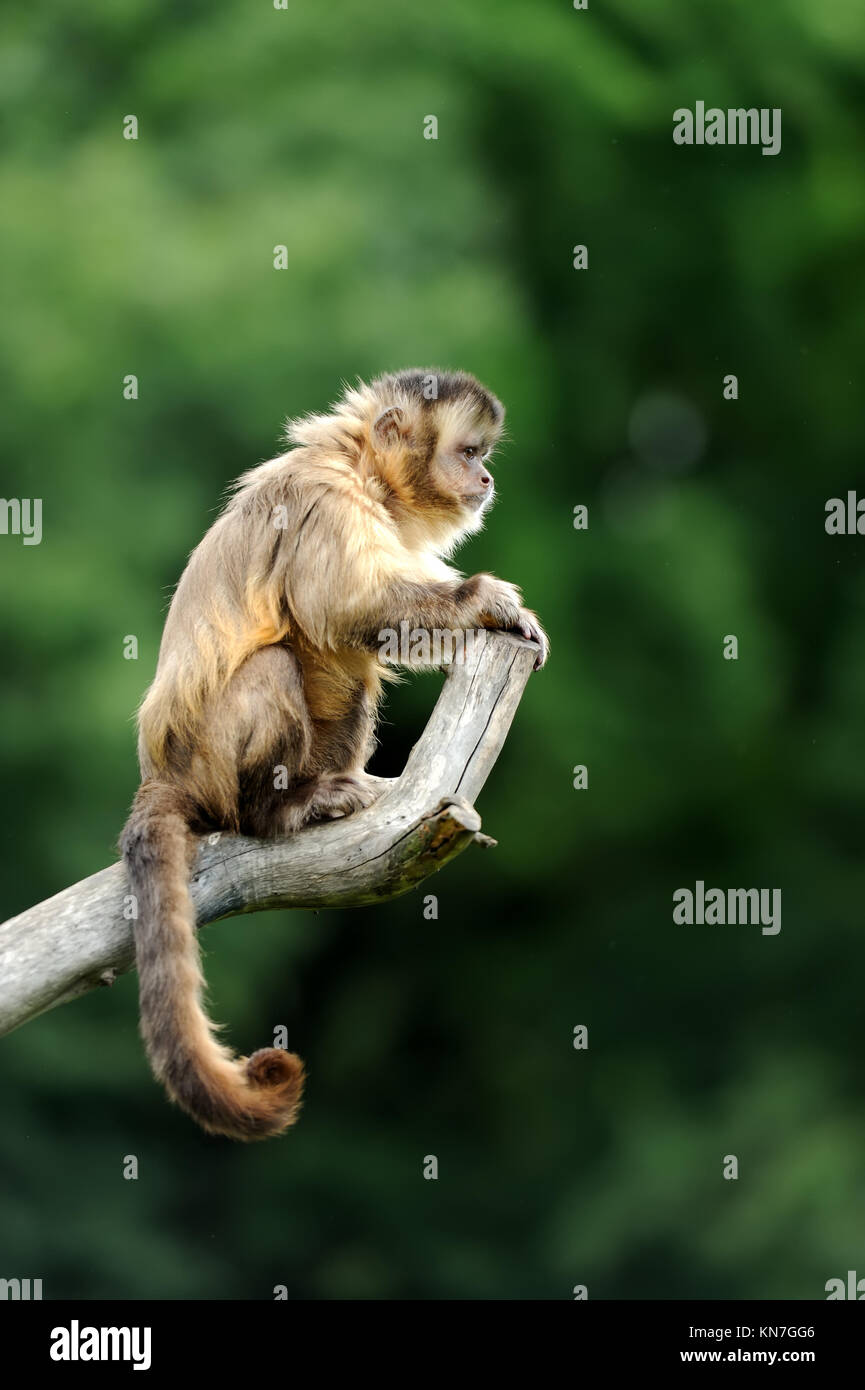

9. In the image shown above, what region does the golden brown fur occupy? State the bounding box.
[120,369,547,1140]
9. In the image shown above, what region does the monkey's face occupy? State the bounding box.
[429,430,496,528]
[368,373,504,543]
[415,393,503,532]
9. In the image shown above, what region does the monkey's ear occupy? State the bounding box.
[373,405,407,448]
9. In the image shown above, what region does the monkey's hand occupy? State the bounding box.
[470,575,549,670]
[471,573,524,627]
[512,608,549,670]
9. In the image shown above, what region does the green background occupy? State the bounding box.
[1,0,864,1299]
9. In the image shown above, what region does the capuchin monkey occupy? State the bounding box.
[121,369,548,1140]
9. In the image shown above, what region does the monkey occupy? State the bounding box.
[120,369,548,1141]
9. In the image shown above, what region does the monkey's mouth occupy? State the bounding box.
[462,492,493,512]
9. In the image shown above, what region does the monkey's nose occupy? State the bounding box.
[479,472,492,489]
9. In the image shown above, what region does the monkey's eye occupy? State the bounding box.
[462,446,479,460]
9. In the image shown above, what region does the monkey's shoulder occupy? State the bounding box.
[237,452,388,517]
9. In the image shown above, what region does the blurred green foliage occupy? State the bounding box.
[1,0,865,1299]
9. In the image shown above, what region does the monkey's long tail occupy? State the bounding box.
[120,782,305,1141]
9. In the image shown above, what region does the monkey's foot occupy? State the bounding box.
[312,771,384,820]
[279,771,384,833]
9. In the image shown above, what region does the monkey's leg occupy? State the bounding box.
[208,643,311,837]
[274,676,383,833]
[219,645,380,837]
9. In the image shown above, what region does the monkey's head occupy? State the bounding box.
[287,368,506,551]
[364,369,506,548]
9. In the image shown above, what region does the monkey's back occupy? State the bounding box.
[134,448,392,786]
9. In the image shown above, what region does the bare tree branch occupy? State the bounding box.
[0,632,538,1037]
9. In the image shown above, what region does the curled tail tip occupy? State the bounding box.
[239,1046,306,1140]
[246,1046,305,1100]
[182,1049,306,1143]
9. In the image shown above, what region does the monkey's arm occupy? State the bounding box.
[349,572,521,640]
[285,485,547,666]
[354,566,549,669]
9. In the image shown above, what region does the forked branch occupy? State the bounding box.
[0,632,538,1036]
